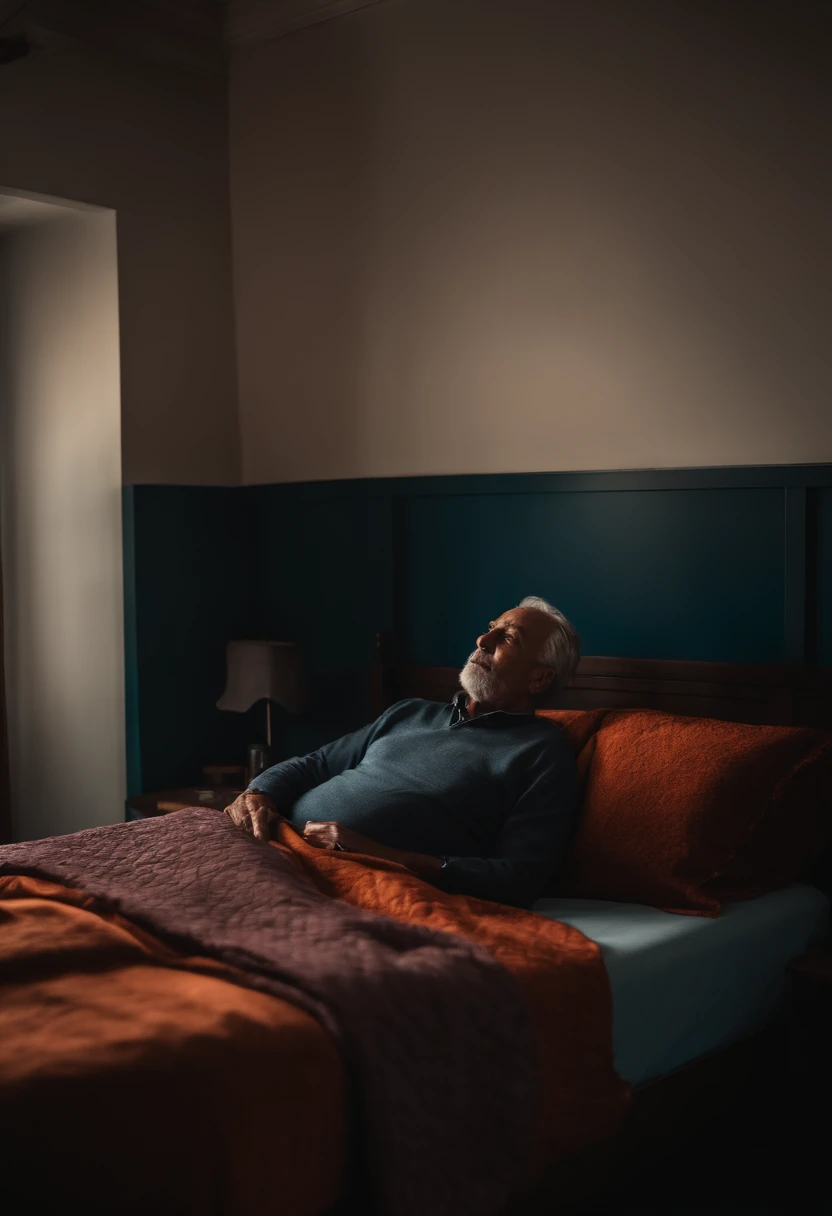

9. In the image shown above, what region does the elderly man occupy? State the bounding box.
[224,596,580,909]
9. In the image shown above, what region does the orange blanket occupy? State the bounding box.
[0,825,630,1215]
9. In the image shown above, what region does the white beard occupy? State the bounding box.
[459,653,509,705]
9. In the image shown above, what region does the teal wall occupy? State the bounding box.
[124,465,832,794]
[397,488,784,665]
[123,486,258,795]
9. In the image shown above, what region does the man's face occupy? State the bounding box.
[459,607,557,710]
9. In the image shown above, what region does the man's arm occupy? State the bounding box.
[301,819,444,879]
[434,743,578,909]
[225,702,412,838]
[247,719,378,805]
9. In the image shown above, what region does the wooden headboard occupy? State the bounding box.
[370,634,832,731]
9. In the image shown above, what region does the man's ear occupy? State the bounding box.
[529,666,557,696]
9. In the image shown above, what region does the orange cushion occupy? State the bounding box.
[535,708,603,756]
[550,709,832,916]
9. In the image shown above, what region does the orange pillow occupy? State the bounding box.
[557,709,832,916]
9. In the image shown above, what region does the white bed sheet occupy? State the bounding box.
[533,883,829,1087]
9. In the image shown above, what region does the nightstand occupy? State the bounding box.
[126,787,243,820]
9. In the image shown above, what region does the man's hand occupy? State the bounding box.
[301,821,386,856]
[224,791,281,842]
[301,822,443,881]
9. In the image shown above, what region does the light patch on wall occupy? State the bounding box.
[0,193,126,841]
[231,0,832,483]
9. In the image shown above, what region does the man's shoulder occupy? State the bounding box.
[375,697,448,726]
[382,696,443,712]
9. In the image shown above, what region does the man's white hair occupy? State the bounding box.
[517,596,581,691]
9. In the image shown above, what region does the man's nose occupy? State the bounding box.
[476,629,497,653]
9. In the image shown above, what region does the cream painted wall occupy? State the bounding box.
[230,0,831,484]
[0,207,125,841]
[0,37,239,485]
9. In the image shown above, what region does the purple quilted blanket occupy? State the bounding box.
[0,810,540,1215]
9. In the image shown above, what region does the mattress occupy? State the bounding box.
[533,883,829,1087]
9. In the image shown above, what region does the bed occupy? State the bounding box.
[535,883,828,1088]
[0,649,830,1215]
[371,641,832,1210]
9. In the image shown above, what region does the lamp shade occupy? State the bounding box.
[216,640,307,715]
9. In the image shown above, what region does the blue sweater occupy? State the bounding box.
[250,694,578,909]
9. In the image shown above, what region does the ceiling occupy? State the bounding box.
[0,0,389,74]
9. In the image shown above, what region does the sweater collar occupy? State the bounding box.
[449,688,536,725]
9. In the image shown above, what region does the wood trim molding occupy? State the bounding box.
[224,0,387,48]
[371,649,832,732]
[251,464,832,502]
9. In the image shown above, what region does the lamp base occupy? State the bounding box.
[246,743,272,784]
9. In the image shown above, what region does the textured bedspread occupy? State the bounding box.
[0,811,630,1216]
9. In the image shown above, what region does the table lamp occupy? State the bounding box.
[217,640,307,780]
